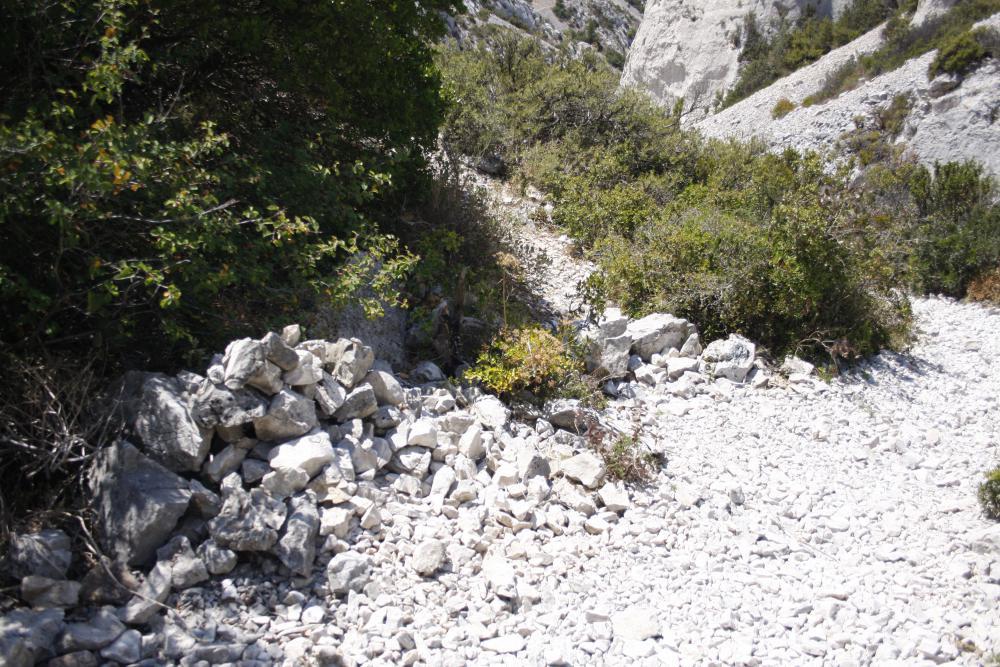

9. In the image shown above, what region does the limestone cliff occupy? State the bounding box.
[621,0,852,120]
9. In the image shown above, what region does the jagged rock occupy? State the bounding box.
[327,339,375,388]
[0,608,64,666]
[261,331,300,371]
[275,493,320,577]
[598,481,630,512]
[121,561,171,625]
[47,650,98,667]
[407,419,439,448]
[551,478,598,515]
[332,384,378,421]
[241,458,270,484]
[208,474,286,552]
[20,576,80,608]
[410,360,445,384]
[364,370,405,406]
[387,447,432,479]
[268,430,335,478]
[472,395,511,430]
[89,441,191,566]
[202,444,249,483]
[313,374,347,418]
[281,324,302,347]
[196,539,237,575]
[253,389,318,441]
[544,399,591,433]
[57,608,125,653]
[131,374,212,472]
[585,331,633,380]
[458,424,486,460]
[320,507,353,538]
[156,536,209,590]
[283,350,324,386]
[625,313,694,362]
[189,382,267,431]
[100,629,142,664]
[666,356,700,380]
[411,540,446,577]
[781,355,816,376]
[222,338,267,389]
[680,333,703,357]
[371,405,403,430]
[430,466,457,497]
[187,479,221,519]
[327,552,372,595]
[6,529,72,580]
[246,360,284,395]
[560,452,606,489]
[339,437,388,476]
[701,334,756,382]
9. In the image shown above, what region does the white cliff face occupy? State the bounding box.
[621,0,846,120]
[696,13,1000,178]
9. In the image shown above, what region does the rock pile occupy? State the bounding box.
[0,311,809,665]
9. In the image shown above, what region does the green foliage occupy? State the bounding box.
[772,98,797,119]
[978,466,1000,520]
[722,1,899,109]
[587,426,658,483]
[929,28,996,78]
[554,0,571,21]
[466,326,581,400]
[0,0,458,368]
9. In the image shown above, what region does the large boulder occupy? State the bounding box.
[625,313,695,362]
[700,334,756,382]
[332,384,378,422]
[364,370,404,406]
[89,441,191,566]
[130,374,211,472]
[6,529,72,580]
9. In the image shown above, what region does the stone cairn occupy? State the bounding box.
[1,309,774,665]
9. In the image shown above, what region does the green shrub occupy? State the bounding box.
[466,326,581,400]
[978,466,1000,520]
[772,98,797,118]
[967,267,1000,305]
[929,28,994,78]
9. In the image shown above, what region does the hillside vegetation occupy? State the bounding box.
[438,27,1000,358]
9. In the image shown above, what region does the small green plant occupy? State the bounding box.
[771,97,796,118]
[587,425,659,483]
[977,466,1000,519]
[466,326,580,400]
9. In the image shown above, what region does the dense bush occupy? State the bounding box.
[967,268,1000,305]
[0,0,459,370]
[929,27,997,78]
[978,467,1000,520]
[466,326,582,400]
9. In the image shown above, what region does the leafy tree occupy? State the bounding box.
[0,0,461,368]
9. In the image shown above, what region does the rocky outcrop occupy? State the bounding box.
[622,0,851,120]
[696,13,1000,177]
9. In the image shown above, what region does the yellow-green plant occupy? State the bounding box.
[466,326,580,399]
[977,466,1000,519]
[772,98,796,119]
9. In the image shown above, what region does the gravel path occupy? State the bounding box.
[527,296,1000,665]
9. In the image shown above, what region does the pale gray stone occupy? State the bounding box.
[253,389,318,441]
